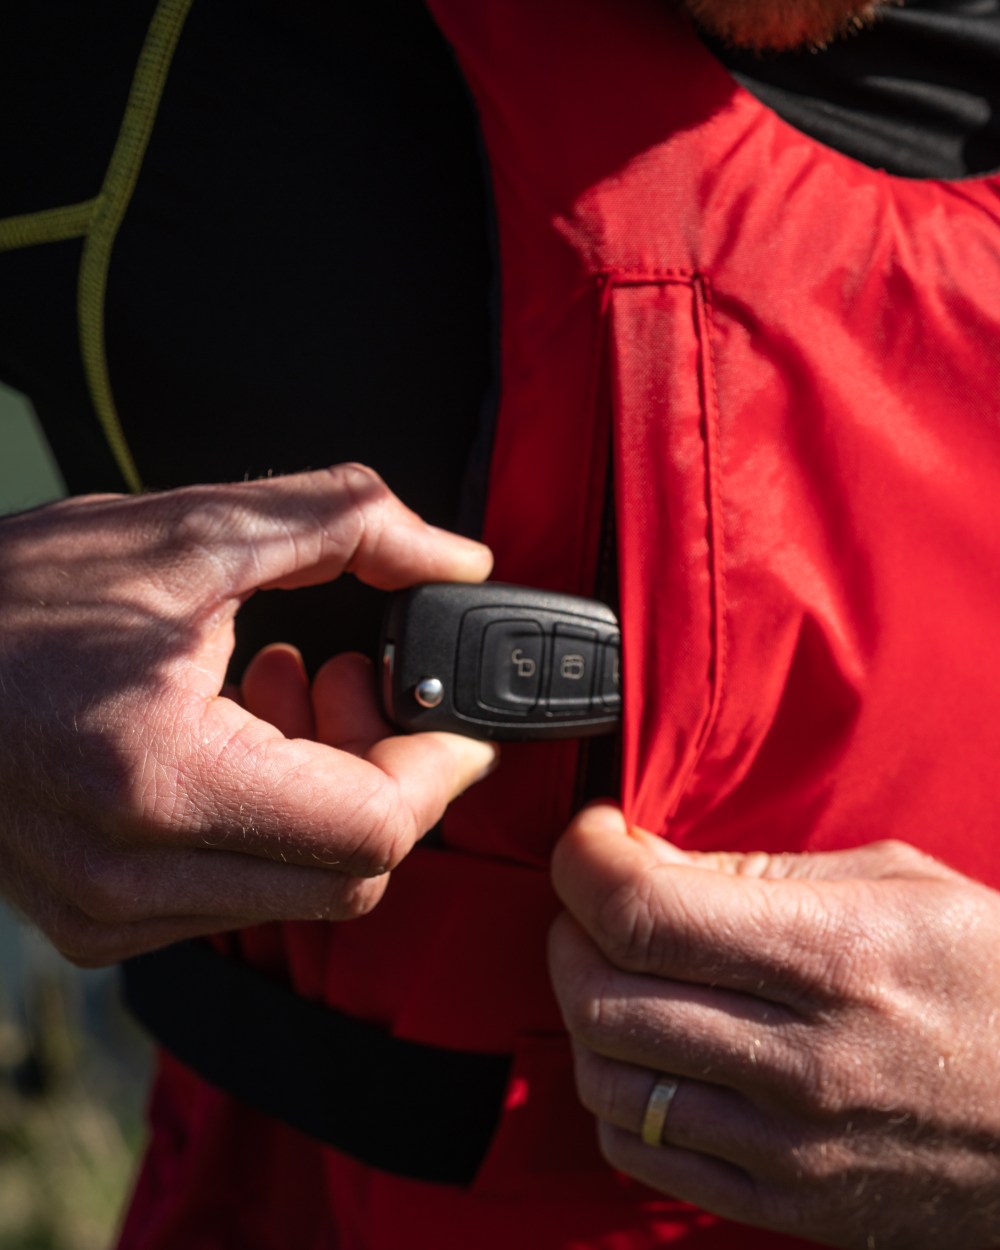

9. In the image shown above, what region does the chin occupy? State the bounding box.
[681,0,893,51]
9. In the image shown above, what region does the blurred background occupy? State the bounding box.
[0,382,152,1250]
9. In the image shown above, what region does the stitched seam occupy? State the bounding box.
[576,272,616,594]
[658,274,725,824]
[691,275,727,761]
[607,271,724,826]
[77,0,196,493]
[0,201,97,252]
[605,268,697,286]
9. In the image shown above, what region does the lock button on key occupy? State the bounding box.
[548,627,597,710]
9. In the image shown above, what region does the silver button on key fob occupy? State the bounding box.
[378,582,621,741]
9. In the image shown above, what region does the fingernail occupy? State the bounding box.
[426,527,494,572]
[469,741,500,782]
[577,802,629,836]
[630,825,689,864]
[448,738,500,789]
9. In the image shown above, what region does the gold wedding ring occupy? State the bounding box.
[641,1075,680,1147]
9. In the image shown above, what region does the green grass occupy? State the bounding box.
[0,967,150,1250]
[0,383,65,516]
[0,1085,139,1250]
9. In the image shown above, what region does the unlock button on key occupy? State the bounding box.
[479,620,544,711]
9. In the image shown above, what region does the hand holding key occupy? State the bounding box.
[379,582,621,740]
[0,466,497,965]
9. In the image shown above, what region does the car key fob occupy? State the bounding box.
[378,582,621,741]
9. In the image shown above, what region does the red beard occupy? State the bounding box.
[680,0,896,50]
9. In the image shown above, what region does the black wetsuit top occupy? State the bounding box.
[1,0,998,673]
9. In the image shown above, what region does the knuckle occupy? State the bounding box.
[71,852,146,926]
[332,874,389,921]
[592,874,672,973]
[868,837,937,874]
[595,1119,631,1173]
[382,783,428,866]
[61,943,120,971]
[342,784,415,877]
[780,1033,855,1119]
[326,463,392,537]
[160,489,229,560]
[784,1133,852,1187]
[558,992,593,1044]
[45,904,126,968]
[783,884,883,1002]
[43,904,91,959]
[557,962,619,1050]
[325,464,404,572]
[150,488,239,592]
[592,881,650,967]
[327,462,388,499]
[573,1048,621,1122]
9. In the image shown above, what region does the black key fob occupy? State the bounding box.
[378,582,621,741]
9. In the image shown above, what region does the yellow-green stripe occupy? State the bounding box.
[0,201,95,252]
[78,0,196,493]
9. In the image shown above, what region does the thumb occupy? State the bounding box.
[629,823,956,885]
[552,804,955,917]
[553,805,960,991]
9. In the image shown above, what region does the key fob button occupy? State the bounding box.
[478,619,544,711]
[598,636,622,710]
[547,627,597,710]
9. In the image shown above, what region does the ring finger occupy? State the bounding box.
[571,1039,779,1177]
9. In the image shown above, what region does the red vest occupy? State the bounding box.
[120,3,1000,1247]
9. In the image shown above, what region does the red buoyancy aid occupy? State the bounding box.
[119,3,1000,1248]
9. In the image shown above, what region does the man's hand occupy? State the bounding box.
[549,803,1000,1249]
[0,465,497,966]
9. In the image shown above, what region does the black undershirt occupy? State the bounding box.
[710,0,1000,180]
[1,0,998,672]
